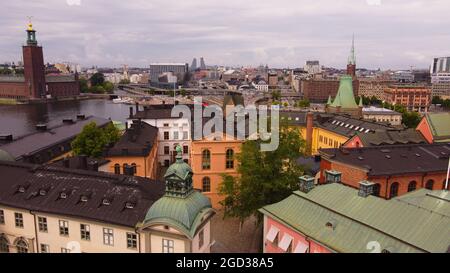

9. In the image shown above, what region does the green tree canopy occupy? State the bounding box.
[79,77,89,93]
[71,122,120,157]
[219,126,305,225]
[90,72,105,86]
[102,81,115,93]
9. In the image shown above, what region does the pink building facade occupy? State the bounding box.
[262,215,332,254]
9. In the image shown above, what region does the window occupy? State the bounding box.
[131,163,137,175]
[319,135,323,143]
[163,123,169,127]
[38,217,47,232]
[173,131,179,140]
[80,224,90,241]
[127,233,137,249]
[390,183,399,199]
[114,164,120,174]
[329,139,333,146]
[59,220,69,236]
[16,239,28,253]
[202,149,211,170]
[164,132,169,140]
[408,181,417,192]
[61,248,70,253]
[202,177,211,193]
[183,145,189,155]
[0,210,4,224]
[103,228,114,246]
[162,239,174,253]
[40,244,49,253]
[0,236,9,253]
[183,131,188,140]
[164,146,170,155]
[15,213,23,228]
[373,184,381,197]
[199,229,204,249]
[226,149,234,169]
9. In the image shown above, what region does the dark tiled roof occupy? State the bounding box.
[0,116,111,161]
[104,121,158,157]
[132,104,195,120]
[0,161,165,227]
[49,156,110,170]
[320,143,450,176]
[316,114,396,138]
[353,129,427,146]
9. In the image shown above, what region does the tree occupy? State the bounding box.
[119,79,130,84]
[402,111,421,129]
[102,81,115,93]
[90,72,105,86]
[271,90,281,101]
[297,99,310,108]
[219,126,305,227]
[180,89,187,97]
[432,96,443,106]
[71,122,120,157]
[79,77,89,93]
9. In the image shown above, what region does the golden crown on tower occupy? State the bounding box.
[27,16,33,31]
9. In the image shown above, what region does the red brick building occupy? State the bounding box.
[301,78,359,103]
[0,22,79,100]
[384,84,431,112]
[319,144,450,199]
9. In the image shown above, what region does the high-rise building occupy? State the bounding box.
[200,57,206,70]
[191,58,198,71]
[304,61,321,75]
[431,57,450,98]
[149,63,189,83]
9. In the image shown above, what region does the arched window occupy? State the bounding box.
[373,184,381,197]
[226,149,234,169]
[202,177,211,193]
[425,180,434,190]
[16,239,28,253]
[114,164,120,175]
[123,163,128,173]
[390,182,399,199]
[0,236,9,253]
[131,163,137,175]
[202,150,211,170]
[408,181,417,192]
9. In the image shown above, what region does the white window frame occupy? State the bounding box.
[80,224,90,241]
[14,212,24,228]
[59,220,69,236]
[162,239,174,253]
[103,228,114,246]
[38,216,48,232]
[126,232,137,249]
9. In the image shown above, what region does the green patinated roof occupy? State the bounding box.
[330,76,358,109]
[144,191,213,238]
[259,184,450,253]
[112,120,126,132]
[425,113,450,140]
[165,157,193,181]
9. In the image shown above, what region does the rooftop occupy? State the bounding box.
[259,183,450,253]
[0,161,165,227]
[349,129,426,147]
[320,143,450,176]
[104,121,158,157]
[0,116,111,161]
[425,112,450,141]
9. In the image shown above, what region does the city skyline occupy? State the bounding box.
[0,0,449,69]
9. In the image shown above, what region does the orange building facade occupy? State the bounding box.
[190,134,242,209]
[384,85,431,112]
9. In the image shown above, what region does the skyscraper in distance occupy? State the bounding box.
[200,57,206,70]
[191,58,197,71]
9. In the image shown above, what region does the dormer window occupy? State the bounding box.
[39,189,47,196]
[80,195,88,202]
[125,202,135,209]
[18,186,26,193]
[60,192,67,199]
[102,199,111,206]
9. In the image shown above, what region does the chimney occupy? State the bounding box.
[125,122,128,131]
[324,170,342,184]
[129,107,134,119]
[299,175,315,193]
[88,161,99,172]
[306,112,314,155]
[358,181,375,198]
[0,134,13,142]
[36,124,47,131]
[63,157,70,168]
[79,155,88,170]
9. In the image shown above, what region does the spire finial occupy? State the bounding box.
[348,34,356,65]
[175,145,183,161]
[27,16,33,31]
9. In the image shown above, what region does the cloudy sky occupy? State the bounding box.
[0,0,449,69]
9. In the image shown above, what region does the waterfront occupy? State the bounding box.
[0,99,132,136]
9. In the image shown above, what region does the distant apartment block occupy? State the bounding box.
[358,79,395,100]
[384,84,431,112]
[149,63,189,84]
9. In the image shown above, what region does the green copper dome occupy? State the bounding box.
[330,76,358,109]
[143,145,214,238]
[0,149,14,161]
[144,191,213,238]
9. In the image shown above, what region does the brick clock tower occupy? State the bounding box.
[23,21,46,98]
[347,35,356,78]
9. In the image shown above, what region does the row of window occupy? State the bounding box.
[114,163,137,175]
[319,136,342,148]
[0,213,138,249]
[202,149,234,170]
[164,145,189,155]
[382,179,445,199]
[163,131,189,140]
